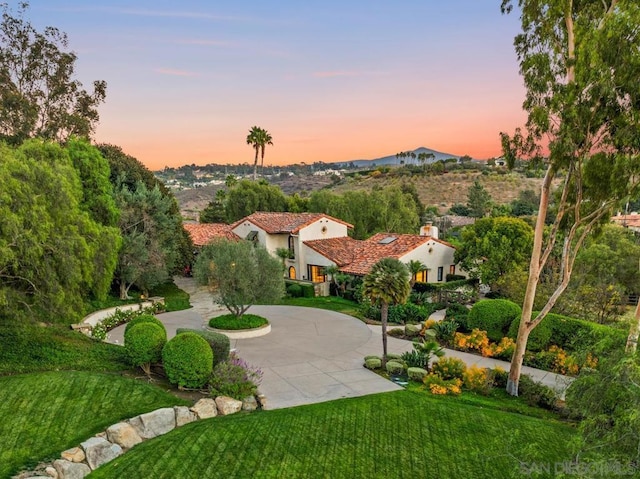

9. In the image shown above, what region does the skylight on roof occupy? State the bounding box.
[378,236,397,245]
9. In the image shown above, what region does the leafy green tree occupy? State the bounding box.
[501,0,640,395]
[0,140,120,322]
[455,217,533,288]
[224,179,288,222]
[362,258,411,366]
[199,199,226,223]
[566,352,640,470]
[510,189,539,217]
[466,180,492,218]
[99,143,193,274]
[448,203,471,216]
[0,3,106,144]
[114,181,181,299]
[246,126,273,181]
[194,239,284,319]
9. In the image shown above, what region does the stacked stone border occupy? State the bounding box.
[16,395,266,479]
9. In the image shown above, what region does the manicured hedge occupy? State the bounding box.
[287,284,303,297]
[301,284,315,298]
[467,299,522,342]
[413,278,478,293]
[124,322,166,371]
[508,312,627,353]
[162,333,213,389]
[176,328,230,366]
[208,313,268,330]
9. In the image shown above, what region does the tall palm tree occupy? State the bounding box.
[246,126,262,181]
[362,258,411,366]
[406,259,427,287]
[260,129,273,175]
[246,126,273,181]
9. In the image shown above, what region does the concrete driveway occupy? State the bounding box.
[108,295,404,410]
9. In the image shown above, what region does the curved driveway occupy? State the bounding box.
[108,278,572,408]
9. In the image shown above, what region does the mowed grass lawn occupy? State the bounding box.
[0,371,188,478]
[90,390,574,479]
[275,296,364,319]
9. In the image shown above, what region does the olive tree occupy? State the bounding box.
[194,239,284,319]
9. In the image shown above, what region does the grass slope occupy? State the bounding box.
[0,320,129,375]
[275,296,363,320]
[90,390,574,479]
[0,371,188,478]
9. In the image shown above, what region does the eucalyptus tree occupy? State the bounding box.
[501,0,640,395]
[0,3,106,144]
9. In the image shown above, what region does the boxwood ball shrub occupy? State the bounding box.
[364,358,382,370]
[162,333,213,389]
[124,314,165,336]
[176,328,230,366]
[386,361,405,375]
[124,322,167,374]
[407,367,429,382]
[287,283,302,298]
[467,299,521,342]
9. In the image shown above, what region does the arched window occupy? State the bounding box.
[288,266,296,279]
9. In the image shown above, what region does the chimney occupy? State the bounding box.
[420,222,438,239]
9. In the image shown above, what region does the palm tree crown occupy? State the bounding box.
[363,258,411,306]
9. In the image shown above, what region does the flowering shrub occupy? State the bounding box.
[423,373,462,395]
[209,354,263,400]
[453,329,515,359]
[432,357,466,380]
[525,346,598,376]
[463,366,492,395]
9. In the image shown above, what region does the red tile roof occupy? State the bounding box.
[305,232,455,276]
[232,212,353,234]
[183,223,239,246]
[612,214,640,229]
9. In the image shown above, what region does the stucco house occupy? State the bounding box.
[183,212,465,289]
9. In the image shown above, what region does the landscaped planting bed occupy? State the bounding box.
[0,371,188,478]
[89,390,574,479]
[208,314,268,330]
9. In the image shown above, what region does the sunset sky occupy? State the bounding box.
[26,1,526,170]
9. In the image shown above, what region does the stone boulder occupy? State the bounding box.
[60,447,85,463]
[128,407,176,439]
[405,324,422,337]
[106,422,143,449]
[45,466,58,478]
[215,396,243,416]
[52,460,91,479]
[190,398,217,419]
[257,394,267,410]
[80,437,122,470]
[242,396,258,412]
[174,406,198,426]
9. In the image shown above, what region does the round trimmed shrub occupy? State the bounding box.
[124,314,165,336]
[162,333,213,389]
[386,361,405,375]
[176,328,230,366]
[407,367,429,382]
[208,313,268,330]
[287,283,302,297]
[124,322,166,373]
[468,299,521,342]
[507,313,553,352]
[365,358,382,370]
[386,353,402,360]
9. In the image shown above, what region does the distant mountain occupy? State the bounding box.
[333,147,467,168]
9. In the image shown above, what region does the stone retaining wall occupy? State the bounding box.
[15,395,266,479]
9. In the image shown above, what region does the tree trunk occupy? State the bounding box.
[506,318,533,396]
[381,302,389,367]
[253,148,259,181]
[507,167,553,395]
[119,281,130,300]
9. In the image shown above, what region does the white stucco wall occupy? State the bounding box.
[399,240,463,283]
[296,218,348,281]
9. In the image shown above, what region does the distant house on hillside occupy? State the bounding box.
[611,213,640,233]
[184,212,465,294]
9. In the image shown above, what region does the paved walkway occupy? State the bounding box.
[107,278,572,409]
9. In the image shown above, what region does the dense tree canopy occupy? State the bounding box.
[0,140,120,322]
[455,216,533,288]
[224,179,288,222]
[0,3,106,144]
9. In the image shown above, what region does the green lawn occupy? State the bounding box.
[0,371,188,478]
[275,296,364,319]
[151,281,191,312]
[0,320,129,375]
[89,390,574,479]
